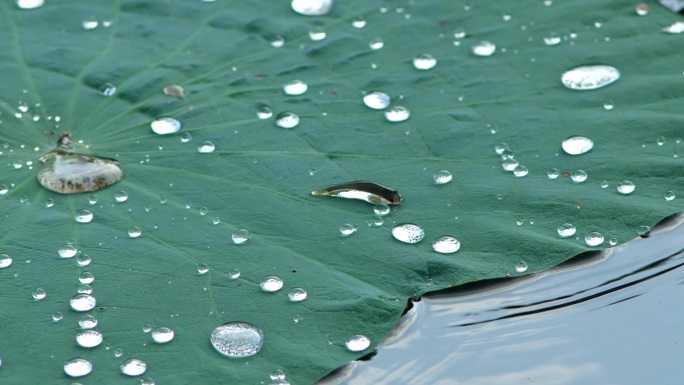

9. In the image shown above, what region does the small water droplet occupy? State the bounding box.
[339,223,357,236]
[197,263,209,275]
[0,184,8,195]
[637,225,651,236]
[432,236,461,254]
[543,33,561,46]
[514,261,528,273]
[79,271,95,284]
[363,92,390,110]
[547,168,559,179]
[121,358,147,376]
[64,358,92,378]
[663,21,684,34]
[617,181,635,194]
[609,238,618,246]
[151,327,174,343]
[291,0,333,16]
[369,37,384,50]
[603,101,614,110]
[76,254,92,267]
[283,80,308,95]
[392,223,425,244]
[472,41,496,57]
[88,194,98,205]
[635,3,649,15]
[600,180,609,188]
[288,288,307,302]
[74,209,93,223]
[114,190,128,202]
[656,136,665,146]
[256,104,273,119]
[79,315,98,329]
[82,16,98,30]
[260,276,284,292]
[197,140,216,153]
[454,27,466,39]
[384,106,410,122]
[163,84,185,98]
[113,348,124,357]
[229,269,241,279]
[373,203,390,216]
[571,170,587,183]
[501,158,519,171]
[58,245,78,259]
[141,378,156,385]
[275,112,300,128]
[309,28,327,41]
[561,65,620,90]
[70,294,96,312]
[413,53,437,70]
[557,223,576,238]
[151,117,181,135]
[433,170,452,184]
[99,82,116,96]
[269,35,285,47]
[0,254,12,269]
[232,229,251,245]
[562,136,593,155]
[180,132,192,143]
[52,312,63,322]
[513,165,528,177]
[345,335,370,352]
[352,16,366,28]
[211,322,264,358]
[212,217,221,225]
[128,226,142,238]
[32,288,46,300]
[665,191,676,201]
[585,232,604,246]
[16,0,44,9]
[76,330,103,348]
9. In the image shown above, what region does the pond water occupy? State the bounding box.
[320,214,684,385]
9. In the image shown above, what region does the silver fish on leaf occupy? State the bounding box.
[311,181,403,205]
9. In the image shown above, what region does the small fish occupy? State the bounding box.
[311,180,403,205]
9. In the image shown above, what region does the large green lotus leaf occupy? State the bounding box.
[0,0,682,384]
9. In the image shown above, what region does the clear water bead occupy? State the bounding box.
[433,170,452,184]
[432,236,461,254]
[309,28,326,41]
[472,41,496,57]
[151,327,175,343]
[373,203,390,216]
[79,315,98,329]
[76,330,103,348]
[211,322,264,358]
[288,288,308,302]
[635,3,649,15]
[197,140,216,153]
[75,209,93,223]
[291,0,333,16]
[79,271,95,284]
[64,358,92,378]
[229,269,241,279]
[257,105,273,119]
[571,170,587,183]
[232,229,250,244]
[114,190,128,202]
[345,335,370,352]
[283,80,308,95]
[557,223,576,238]
[58,244,78,258]
[638,225,651,236]
[151,117,181,135]
[617,181,635,194]
[52,312,63,322]
[665,191,676,201]
[121,359,147,376]
[501,158,519,171]
[663,21,684,34]
[562,136,594,155]
[128,226,142,238]
[384,106,410,122]
[363,92,390,110]
[585,232,604,246]
[369,37,384,50]
[547,168,560,179]
[0,254,12,268]
[515,261,528,273]
[413,53,437,70]
[392,223,425,244]
[99,82,116,96]
[561,65,620,90]
[82,16,98,30]
[70,294,96,312]
[513,165,528,177]
[197,263,209,274]
[339,224,357,236]
[260,276,284,292]
[275,112,300,128]
[543,33,561,46]
[32,288,46,300]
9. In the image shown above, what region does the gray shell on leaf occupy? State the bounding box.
[37,151,124,194]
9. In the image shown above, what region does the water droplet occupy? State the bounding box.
[392,223,425,244]
[16,0,44,9]
[212,217,221,225]
[163,84,185,98]
[561,65,620,90]
[637,225,651,236]
[634,3,649,15]
[369,37,384,50]
[270,35,285,47]
[288,288,308,302]
[283,80,308,95]
[585,232,604,246]
[58,244,78,259]
[256,104,273,119]
[363,92,390,110]
[501,158,519,171]
[561,136,594,155]
[413,53,437,70]
[352,16,366,28]
[472,41,496,57]
[260,276,284,292]
[151,117,181,135]
[454,27,466,39]
[663,20,684,34]
[76,330,103,348]
[211,322,264,358]
[70,294,96,312]
[339,223,357,236]
[180,132,193,143]
[0,254,12,268]
[143,323,152,333]
[128,226,142,238]
[291,0,333,16]
[617,181,635,195]
[384,106,410,122]
[656,136,666,146]
[603,101,614,110]
[141,378,156,385]
[309,28,326,41]
[229,269,241,279]
[74,209,93,223]
[600,180,609,188]
[547,168,560,179]
[665,191,676,201]
[571,170,587,183]
[121,359,147,376]
[64,358,92,378]
[82,16,98,30]
[197,140,216,153]
[275,112,300,128]
[515,261,528,273]
[77,254,92,267]
[433,170,452,184]
[345,335,370,352]
[432,236,461,254]
[88,194,98,205]
[151,327,174,343]
[52,312,63,322]
[99,82,116,96]
[373,203,390,216]
[0,184,8,194]
[32,288,46,300]
[232,229,251,245]
[197,263,209,274]
[79,271,95,284]
[114,348,124,357]
[38,151,124,194]
[557,223,576,238]
[114,190,128,202]
[513,165,529,177]
[543,33,561,46]
[609,238,618,246]
[79,315,98,329]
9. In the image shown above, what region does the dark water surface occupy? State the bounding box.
[320,214,684,385]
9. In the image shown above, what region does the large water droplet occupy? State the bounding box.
[70,294,96,312]
[663,21,684,34]
[151,117,181,135]
[38,151,124,194]
[557,223,576,238]
[472,41,496,56]
[561,65,620,90]
[617,181,635,194]
[275,112,300,128]
[64,358,92,378]
[58,244,78,258]
[288,288,307,302]
[232,229,250,245]
[75,209,93,223]
[345,335,370,352]
[562,136,594,155]
[197,140,216,153]
[363,92,390,110]
[432,236,461,254]
[433,170,452,185]
[283,80,308,95]
[392,223,425,244]
[76,330,103,348]
[291,0,333,16]
[16,0,44,9]
[585,232,604,246]
[413,53,437,70]
[571,170,587,183]
[0,254,12,269]
[211,322,264,358]
[121,358,147,376]
[260,276,284,292]
[384,106,410,122]
[151,327,175,343]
